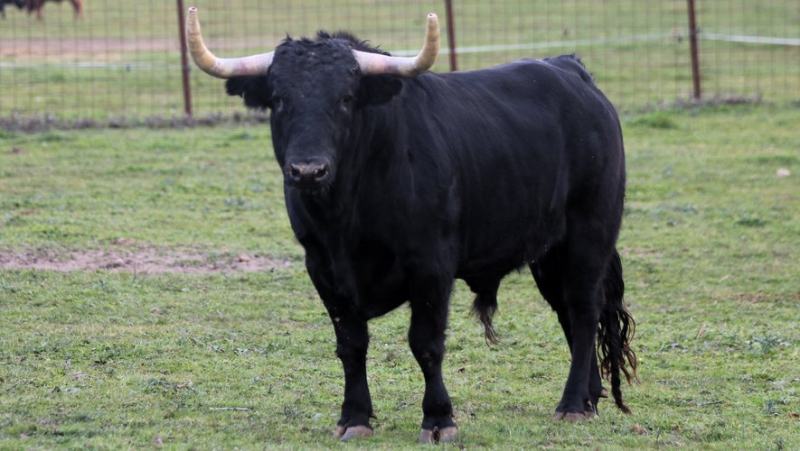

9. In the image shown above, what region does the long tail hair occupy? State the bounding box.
[597,250,638,413]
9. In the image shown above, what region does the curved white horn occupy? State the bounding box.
[354,13,440,77]
[186,6,274,79]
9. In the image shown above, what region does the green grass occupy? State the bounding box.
[1,0,798,120]
[1,104,799,448]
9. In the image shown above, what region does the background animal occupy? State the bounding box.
[25,0,82,20]
[187,8,636,444]
[0,0,25,19]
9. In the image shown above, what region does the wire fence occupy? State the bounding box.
[1,0,798,125]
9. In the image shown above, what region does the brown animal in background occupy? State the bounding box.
[26,0,83,20]
[1,0,25,20]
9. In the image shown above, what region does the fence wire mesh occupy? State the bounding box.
[1,0,798,124]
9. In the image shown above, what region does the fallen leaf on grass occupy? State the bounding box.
[633,423,648,435]
[103,258,127,269]
[695,323,706,339]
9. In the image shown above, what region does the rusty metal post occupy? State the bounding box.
[176,0,193,117]
[687,0,701,100]
[444,0,457,71]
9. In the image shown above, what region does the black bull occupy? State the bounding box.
[202,26,637,443]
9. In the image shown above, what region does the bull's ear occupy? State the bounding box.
[225,76,272,110]
[356,75,403,107]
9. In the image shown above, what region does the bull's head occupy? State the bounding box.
[186,7,439,192]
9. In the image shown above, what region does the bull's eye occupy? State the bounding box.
[270,96,283,111]
[340,95,354,111]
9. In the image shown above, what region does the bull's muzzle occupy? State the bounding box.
[287,160,331,190]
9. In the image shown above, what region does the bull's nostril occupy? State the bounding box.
[289,165,302,178]
[313,166,329,179]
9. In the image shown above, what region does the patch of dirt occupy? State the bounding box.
[1,110,269,133]
[727,292,800,304]
[1,37,278,63]
[1,38,173,63]
[0,245,294,274]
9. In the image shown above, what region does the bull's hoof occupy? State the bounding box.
[418,429,434,444]
[418,426,459,444]
[333,425,373,441]
[333,425,345,438]
[552,411,595,422]
[437,426,459,443]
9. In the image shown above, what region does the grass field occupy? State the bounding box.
[1,0,799,120]
[1,104,798,448]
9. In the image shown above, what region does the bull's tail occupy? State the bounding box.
[597,249,638,414]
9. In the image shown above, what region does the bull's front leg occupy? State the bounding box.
[327,306,374,440]
[301,240,374,440]
[408,275,458,444]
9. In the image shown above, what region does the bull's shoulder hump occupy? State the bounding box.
[540,54,594,84]
[436,56,590,83]
[457,55,593,83]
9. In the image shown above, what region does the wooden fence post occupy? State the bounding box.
[176,0,193,117]
[444,0,458,72]
[687,0,702,100]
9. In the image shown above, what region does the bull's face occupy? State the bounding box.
[224,40,405,193]
[185,7,439,192]
[265,39,364,192]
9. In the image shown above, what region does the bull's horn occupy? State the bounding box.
[186,6,273,79]
[354,13,439,77]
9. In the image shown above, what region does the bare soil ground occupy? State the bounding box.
[1,38,268,63]
[0,243,293,274]
[1,38,171,62]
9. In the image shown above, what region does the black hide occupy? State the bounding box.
[225,32,637,438]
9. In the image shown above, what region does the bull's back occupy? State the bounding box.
[406,57,624,274]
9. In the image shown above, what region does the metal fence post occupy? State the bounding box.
[176,0,193,117]
[444,0,457,72]
[687,0,702,100]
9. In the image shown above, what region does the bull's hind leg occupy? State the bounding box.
[556,223,619,419]
[530,245,606,419]
[408,275,458,444]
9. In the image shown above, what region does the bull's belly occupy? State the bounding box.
[454,220,563,280]
[455,250,528,281]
